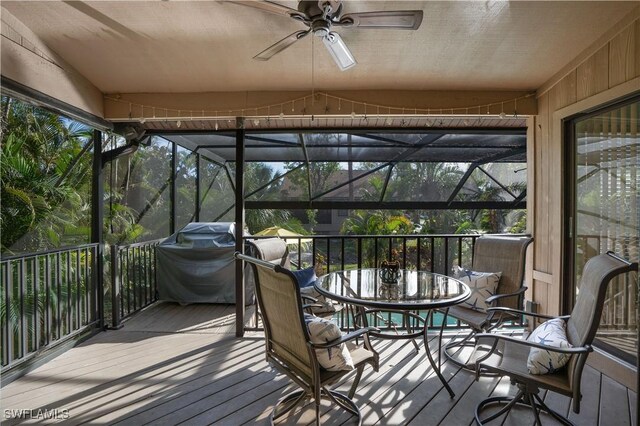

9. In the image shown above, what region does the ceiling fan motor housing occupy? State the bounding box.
[311,20,331,37]
[298,0,342,19]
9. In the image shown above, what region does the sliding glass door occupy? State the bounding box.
[568,96,639,364]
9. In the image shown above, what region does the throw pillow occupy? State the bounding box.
[304,314,354,371]
[452,266,501,312]
[526,318,573,375]
[291,267,317,288]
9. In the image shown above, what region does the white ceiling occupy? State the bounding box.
[3,1,636,94]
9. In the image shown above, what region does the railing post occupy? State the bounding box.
[235,118,245,337]
[110,244,123,329]
[91,129,105,330]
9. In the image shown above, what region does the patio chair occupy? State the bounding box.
[248,238,332,315]
[248,237,291,268]
[442,235,533,368]
[235,252,379,425]
[473,251,637,425]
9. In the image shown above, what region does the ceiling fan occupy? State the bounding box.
[230,0,423,71]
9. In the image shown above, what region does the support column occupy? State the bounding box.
[170,141,177,234]
[235,118,245,337]
[195,152,201,222]
[91,130,105,329]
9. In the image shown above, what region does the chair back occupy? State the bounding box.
[472,235,533,310]
[240,253,313,380]
[566,252,637,348]
[249,238,291,268]
[565,252,637,406]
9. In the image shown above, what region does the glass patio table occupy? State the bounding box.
[315,268,470,398]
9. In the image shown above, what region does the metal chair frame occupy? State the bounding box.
[442,235,533,369]
[236,252,379,425]
[473,252,638,425]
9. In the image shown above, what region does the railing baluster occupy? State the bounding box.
[45,255,52,346]
[374,237,378,269]
[85,247,91,324]
[66,252,72,334]
[1,263,5,366]
[19,258,27,359]
[131,248,137,313]
[56,252,61,340]
[402,237,407,269]
[111,244,121,329]
[144,246,150,306]
[444,237,449,276]
[75,249,81,329]
[33,258,40,351]
[153,243,158,300]
[430,237,435,273]
[5,262,14,365]
[135,247,141,309]
[121,248,126,317]
[417,237,422,271]
[326,238,331,274]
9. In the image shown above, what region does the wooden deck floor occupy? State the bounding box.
[1,302,636,425]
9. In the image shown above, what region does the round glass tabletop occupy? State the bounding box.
[314,268,470,310]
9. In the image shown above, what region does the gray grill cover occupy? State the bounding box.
[156,222,253,304]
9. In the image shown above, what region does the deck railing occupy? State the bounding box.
[1,233,531,372]
[245,234,488,331]
[1,244,99,371]
[109,239,162,328]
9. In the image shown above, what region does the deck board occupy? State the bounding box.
[0,302,634,425]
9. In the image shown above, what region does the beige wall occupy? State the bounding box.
[529,8,640,316]
[529,8,640,388]
[1,8,104,118]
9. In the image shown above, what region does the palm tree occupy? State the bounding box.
[1,96,93,254]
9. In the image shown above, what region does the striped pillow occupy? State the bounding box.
[304,314,354,371]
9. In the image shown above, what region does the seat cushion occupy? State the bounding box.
[446,304,491,330]
[452,266,501,312]
[479,338,572,396]
[304,314,354,371]
[526,318,572,374]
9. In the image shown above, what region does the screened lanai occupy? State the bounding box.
[2,1,639,423]
[161,129,527,212]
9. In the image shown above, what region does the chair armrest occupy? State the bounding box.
[485,287,527,305]
[486,307,571,321]
[301,295,318,304]
[303,303,325,311]
[475,333,592,354]
[311,327,380,349]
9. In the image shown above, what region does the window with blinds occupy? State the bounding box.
[573,97,639,363]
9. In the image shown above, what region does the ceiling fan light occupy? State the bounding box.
[322,32,356,71]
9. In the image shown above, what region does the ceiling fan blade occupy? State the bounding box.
[229,1,304,18]
[338,10,423,30]
[254,30,310,61]
[322,32,356,71]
